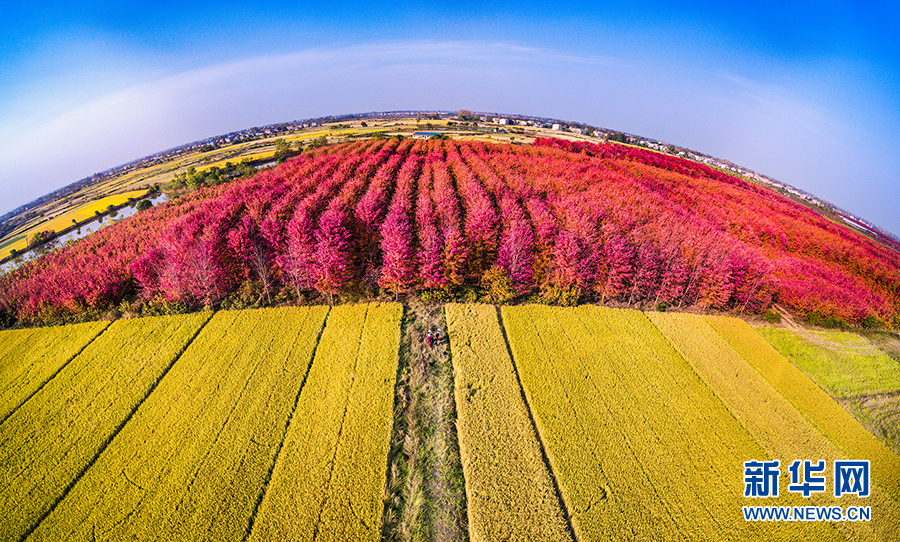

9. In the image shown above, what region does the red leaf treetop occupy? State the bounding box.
[2,137,898,326]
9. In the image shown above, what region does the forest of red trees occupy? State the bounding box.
[1,137,898,328]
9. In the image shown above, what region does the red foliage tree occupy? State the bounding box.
[3,137,899,327]
[378,154,420,295]
[313,201,354,303]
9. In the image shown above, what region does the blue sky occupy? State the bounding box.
[1,1,898,234]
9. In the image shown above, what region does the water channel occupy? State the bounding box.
[1,193,170,273]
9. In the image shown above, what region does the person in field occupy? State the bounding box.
[426,330,434,347]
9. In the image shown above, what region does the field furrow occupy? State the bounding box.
[0,321,109,423]
[504,305,843,541]
[445,303,572,542]
[247,302,403,542]
[0,313,208,542]
[728,319,900,501]
[650,312,899,541]
[26,306,328,542]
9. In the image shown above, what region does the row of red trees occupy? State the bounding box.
[1,137,897,327]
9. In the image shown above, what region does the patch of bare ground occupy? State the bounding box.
[382,299,468,542]
[841,391,900,456]
[859,329,900,365]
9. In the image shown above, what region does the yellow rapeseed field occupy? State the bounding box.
[26,306,327,542]
[247,303,402,541]
[504,305,834,541]
[0,321,108,422]
[445,303,571,542]
[650,312,900,541]
[0,313,209,542]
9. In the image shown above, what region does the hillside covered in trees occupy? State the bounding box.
[1,137,897,328]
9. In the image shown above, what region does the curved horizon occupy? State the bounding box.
[1,3,898,234]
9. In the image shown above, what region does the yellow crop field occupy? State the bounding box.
[4,300,897,540]
[198,150,276,172]
[28,306,327,542]
[0,321,107,422]
[503,305,833,541]
[444,304,572,542]
[2,189,148,257]
[59,189,149,222]
[0,313,209,542]
[650,312,900,541]
[756,325,900,396]
[247,303,402,541]
[710,316,900,502]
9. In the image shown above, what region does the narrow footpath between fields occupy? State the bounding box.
[382,301,468,542]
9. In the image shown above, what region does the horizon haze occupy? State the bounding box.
[1,1,898,234]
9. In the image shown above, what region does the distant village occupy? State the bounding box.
[3,110,896,247]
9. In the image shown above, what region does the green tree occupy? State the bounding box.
[274,138,293,163]
[29,229,55,248]
[307,135,328,149]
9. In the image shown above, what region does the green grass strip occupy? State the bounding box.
[0,234,26,251]
[1,313,208,542]
[26,306,327,542]
[756,326,900,397]
[0,321,109,423]
[446,304,571,542]
[651,312,895,541]
[710,316,900,503]
[506,305,828,541]
[247,302,402,541]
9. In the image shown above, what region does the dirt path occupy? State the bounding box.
[382,300,467,542]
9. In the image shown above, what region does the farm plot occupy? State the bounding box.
[650,312,900,541]
[0,320,108,423]
[0,313,209,542]
[1,189,148,258]
[502,305,831,541]
[27,306,327,542]
[715,317,900,502]
[756,325,900,397]
[756,325,900,456]
[247,303,403,542]
[445,304,571,542]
